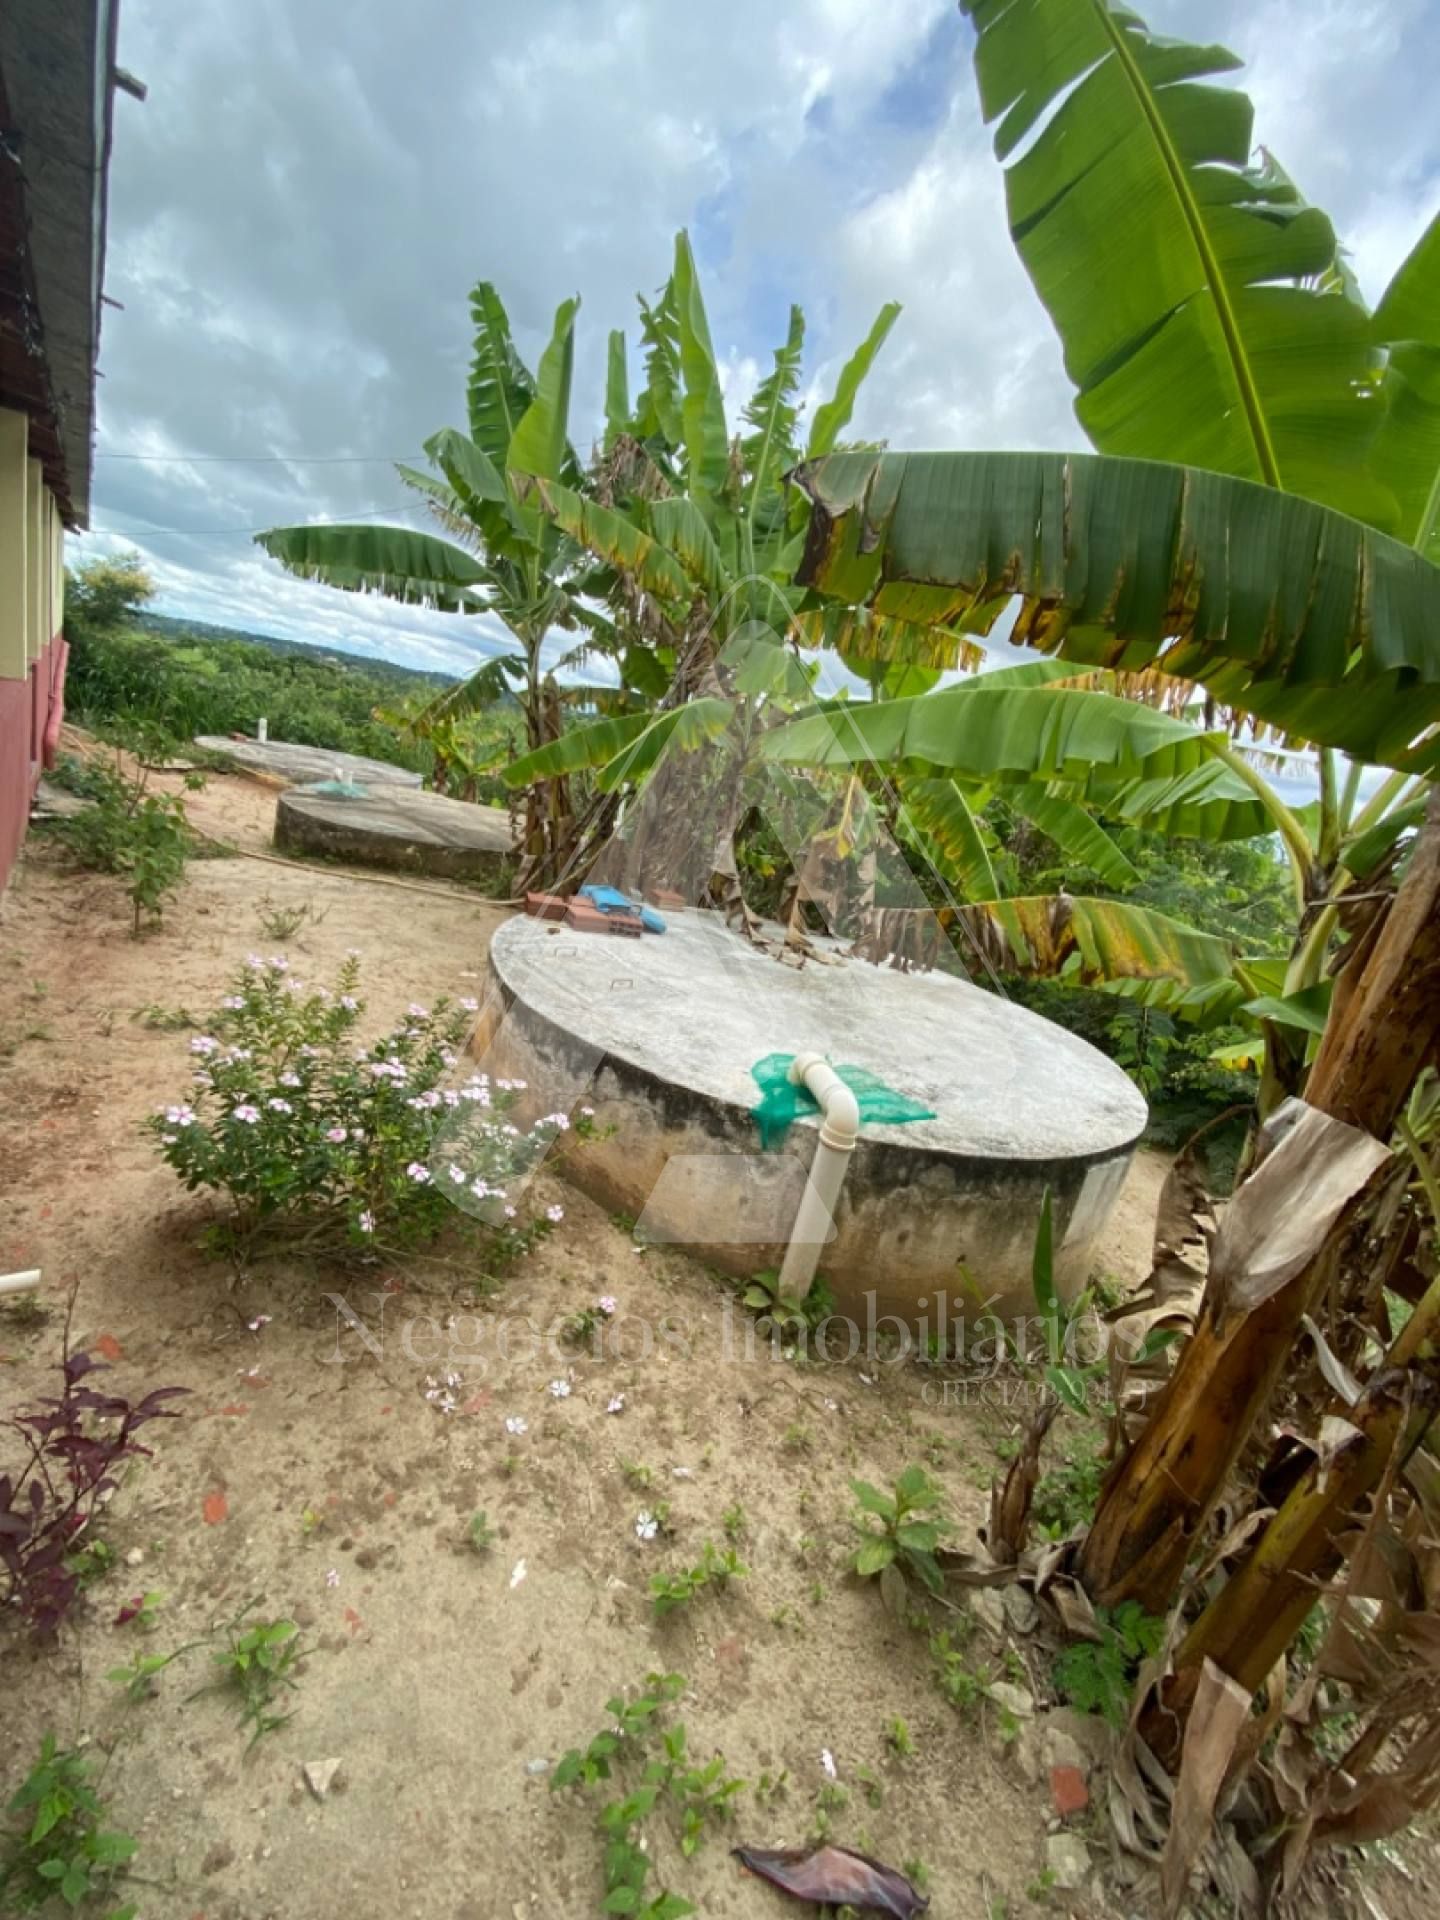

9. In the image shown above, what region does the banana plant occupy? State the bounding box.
[256,284,648,886]
[878,0,1440,1719]
[501,231,990,911]
[776,1,1440,1096]
[765,619,1431,1101]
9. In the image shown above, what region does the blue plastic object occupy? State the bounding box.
[579,883,666,933]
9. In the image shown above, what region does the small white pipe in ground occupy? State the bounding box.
[0,1269,41,1298]
[777,1052,860,1302]
[256,717,268,743]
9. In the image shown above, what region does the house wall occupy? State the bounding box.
[1,404,67,896]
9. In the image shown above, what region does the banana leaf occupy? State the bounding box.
[791,449,1440,768]
[253,523,492,613]
[765,679,1217,784]
[959,0,1386,524]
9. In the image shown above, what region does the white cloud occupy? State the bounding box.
[81,0,1439,684]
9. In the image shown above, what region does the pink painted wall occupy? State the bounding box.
[0,632,67,895]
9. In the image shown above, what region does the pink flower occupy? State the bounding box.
[325,1126,348,1143]
[406,1162,432,1184]
[546,1205,565,1224]
[597,1296,617,1317]
[357,1210,375,1234]
[233,1105,260,1124]
[325,1567,340,1589]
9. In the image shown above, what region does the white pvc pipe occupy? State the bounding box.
[256,717,269,743]
[0,1269,41,1298]
[778,1052,859,1302]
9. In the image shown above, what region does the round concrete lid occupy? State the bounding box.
[194,737,423,787]
[278,785,512,853]
[490,910,1148,1162]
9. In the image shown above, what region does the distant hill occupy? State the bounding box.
[140,611,459,692]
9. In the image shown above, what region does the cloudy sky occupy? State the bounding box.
[78,0,1440,684]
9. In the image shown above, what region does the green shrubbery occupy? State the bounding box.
[62,553,520,801]
[146,954,571,1261]
[47,748,206,934]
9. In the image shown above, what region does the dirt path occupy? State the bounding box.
[2,762,1166,1920]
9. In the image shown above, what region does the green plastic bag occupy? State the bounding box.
[749,1051,936,1150]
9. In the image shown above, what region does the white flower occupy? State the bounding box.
[357,1209,375,1234]
[448,1165,466,1185]
[505,1415,528,1436]
[160,1133,176,1146]
[542,1112,571,1132]
[221,994,245,1010]
[233,1104,260,1124]
[458,996,479,1012]
[192,1071,213,1088]
[821,1749,837,1780]
[279,1071,302,1088]
[607,1395,626,1415]
[635,1512,659,1542]
[509,1558,527,1589]
[247,1314,272,1332]
[345,946,362,958]
[339,994,360,1012]
[548,1378,572,1400]
[504,1205,517,1220]
[189,1035,218,1055]
[164,1104,197,1126]
[407,1003,429,1020]
[443,1089,460,1107]
[325,1126,348,1143]
[268,1098,293,1114]
[597,1296,617,1316]
[581,1105,595,1118]
[245,953,266,970]
[406,1161,432,1184]
[269,955,289,972]
[325,1567,340,1589]
[546,1205,565,1224]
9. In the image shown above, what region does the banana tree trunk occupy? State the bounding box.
[1078,790,1440,1614]
[1140,1368,1436,1766]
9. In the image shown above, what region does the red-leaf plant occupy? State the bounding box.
[0,1338,187,1638]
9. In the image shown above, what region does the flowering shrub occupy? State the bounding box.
[147,954,570,1259]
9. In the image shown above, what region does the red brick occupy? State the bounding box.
[524,891,570,920]
[1050,1763,1089,1820]
[565,901,642,937]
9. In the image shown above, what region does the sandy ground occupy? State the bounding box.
[0,756,1177,1920]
